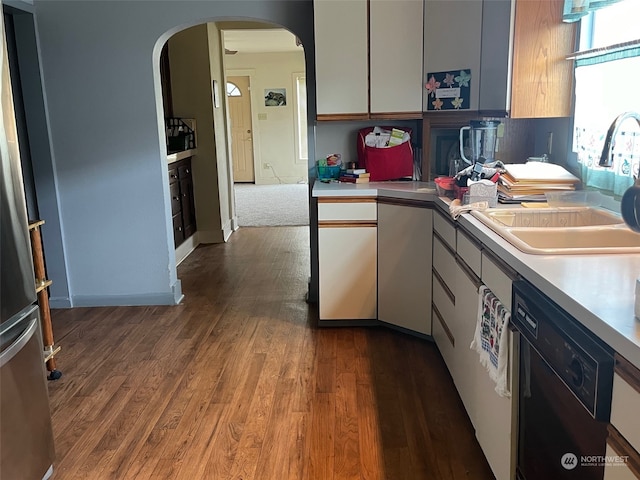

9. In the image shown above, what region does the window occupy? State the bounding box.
[226,82,241,97]
[569,0,640,196]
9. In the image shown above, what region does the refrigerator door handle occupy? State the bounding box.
[0,317,37,368]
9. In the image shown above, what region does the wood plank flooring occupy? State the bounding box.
[48,226,494,480]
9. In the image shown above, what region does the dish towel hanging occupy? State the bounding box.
[471,285,511,397]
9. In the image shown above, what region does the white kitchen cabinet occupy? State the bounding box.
[377,201,432,334]
[606,354,640,479]
[423,0,576,117]
[474,252,518,480]
[314,0,423,120]
[369,0,424,116]
[453,256,482,426]
[314,0,369,120]
[423,0,483,112]
[317,198,377,320]
[473,328,518,480]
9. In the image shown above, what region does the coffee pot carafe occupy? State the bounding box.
[459,120,501,166]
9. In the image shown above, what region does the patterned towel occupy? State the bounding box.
[470,285,511,397]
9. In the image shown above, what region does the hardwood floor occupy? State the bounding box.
[48,226,494,480]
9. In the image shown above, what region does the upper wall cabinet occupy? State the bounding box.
[509,0,576,118]
[423,0,576,118]
[369,0,424,118]
[423,0,483,112]
[314,0,424,121]
[314,0,369,120]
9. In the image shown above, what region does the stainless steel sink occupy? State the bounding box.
[471,207,640,254]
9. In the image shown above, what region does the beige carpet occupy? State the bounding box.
[234,183,310,226]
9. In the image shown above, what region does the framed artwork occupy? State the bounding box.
[425,69,471,111]
[264,88,286,106]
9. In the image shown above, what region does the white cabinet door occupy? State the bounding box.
[314,0,369,117]
[423,0,483,111]
[377,203,432,334]
[453,259,482,427]
[318,225,377,320]
[473,329,518,480]
[369,0,424,115]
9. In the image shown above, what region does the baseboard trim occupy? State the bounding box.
[71,292,180,307]
[49,297,72,309]
[222,219,233,241]
[176,233,199,265]
[172,280,184,305]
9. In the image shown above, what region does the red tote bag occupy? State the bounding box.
[357,126,414,182]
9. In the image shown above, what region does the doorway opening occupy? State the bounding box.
[222,28,309,227]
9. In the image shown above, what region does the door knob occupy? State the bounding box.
[247,129,251,134]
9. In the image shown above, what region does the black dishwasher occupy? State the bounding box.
[512,280,614,480]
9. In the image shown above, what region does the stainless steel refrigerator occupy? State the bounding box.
[0,13,55,480]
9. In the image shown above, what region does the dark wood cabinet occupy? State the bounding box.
[168,157,196,248]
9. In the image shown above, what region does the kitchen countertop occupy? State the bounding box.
[313,180,640,369]
[167,149,196,164]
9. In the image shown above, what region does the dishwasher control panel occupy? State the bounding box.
[512,280,614,421]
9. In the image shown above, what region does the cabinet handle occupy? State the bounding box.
[185,168,190,174]
[172,196,180,201]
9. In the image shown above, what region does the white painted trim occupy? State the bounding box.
[72,292,179,307]
[175,232,200,265]
[291,71,308,166]
[222,219,233,241]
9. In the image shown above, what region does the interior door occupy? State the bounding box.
[228,76,254,183]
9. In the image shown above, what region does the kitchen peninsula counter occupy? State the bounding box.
[312,180,640,369]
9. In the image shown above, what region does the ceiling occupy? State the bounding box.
[222,29,302,54]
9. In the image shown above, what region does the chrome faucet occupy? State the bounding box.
[599,111,640,167]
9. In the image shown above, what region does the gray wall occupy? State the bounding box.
[32,0,315,306]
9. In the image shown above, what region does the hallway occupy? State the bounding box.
[47,226,493,479]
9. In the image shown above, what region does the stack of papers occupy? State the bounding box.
[498,162,581,203]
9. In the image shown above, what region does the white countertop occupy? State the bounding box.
[313,180,640,369]
[167,149,196,164]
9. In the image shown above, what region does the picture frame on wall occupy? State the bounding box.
[264,88,286,106]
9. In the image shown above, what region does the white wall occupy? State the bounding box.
[31,0,315,306]
[226,51,307,184]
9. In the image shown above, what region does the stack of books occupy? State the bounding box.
[497,162,580,203]
[339,168,370,183]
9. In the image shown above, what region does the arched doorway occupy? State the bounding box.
[158,21,308,265]
[21,2,315,307]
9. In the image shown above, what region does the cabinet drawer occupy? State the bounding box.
[604,442,639,480]
[457,230,482,277]
[611,361,640,453]
[433,235,456,292]
[172,214,184,248]
[178,162,192,180]
[318,200,377,222]
[168,166,179,183]
[481,252,513,311]
[432,305,455,374]
[170,182,181,216]
[433,273,455,334]
[433,211,456,251]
